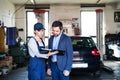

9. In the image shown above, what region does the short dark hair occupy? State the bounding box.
[52,21,63,30]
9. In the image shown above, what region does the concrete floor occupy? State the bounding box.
[0,60,120,80]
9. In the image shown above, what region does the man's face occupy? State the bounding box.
[52,27,61,37]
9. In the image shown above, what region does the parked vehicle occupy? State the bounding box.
[70,36,101,77]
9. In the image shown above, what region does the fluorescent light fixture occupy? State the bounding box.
[30,0,35,4]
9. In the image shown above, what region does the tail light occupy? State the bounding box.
[91,48,100,56]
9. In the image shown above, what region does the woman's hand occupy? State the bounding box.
[47,51,59,57]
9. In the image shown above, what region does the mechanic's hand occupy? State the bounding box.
[63,70,70,76]
[47,51,59,57]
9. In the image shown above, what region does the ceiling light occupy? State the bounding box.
[30,0,35,4]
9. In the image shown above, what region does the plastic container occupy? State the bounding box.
[1,66,9,75]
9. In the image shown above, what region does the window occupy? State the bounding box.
[81,11,96,43]
[26,11,49,46]
[26,11,37,37]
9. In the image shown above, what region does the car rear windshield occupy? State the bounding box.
[71,37,96,49]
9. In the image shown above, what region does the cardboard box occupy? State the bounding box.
[0,57,13,73]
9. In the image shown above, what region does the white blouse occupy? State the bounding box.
[27,38,48,58]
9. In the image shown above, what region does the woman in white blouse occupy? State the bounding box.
[27,22,48,80]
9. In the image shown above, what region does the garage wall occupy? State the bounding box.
[104,5,120,34]
[14,4,80,40]
[49,4,80,26]
[49,4,80,36]
[0,0,15,27]
[15,5,26,41]
[13,4,120,41]
[0,0,120,39]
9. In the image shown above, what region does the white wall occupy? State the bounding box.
[49,4,80,25]
[15,5,26,41]
[14,4,120,41]
[49,4,80,36]
[0,0,15,27]
[0,0,15,50]
[1,0,120,37]
[104,5,120,34]
[14,4,81,40]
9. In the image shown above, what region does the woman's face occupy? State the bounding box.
[35,29,44,38]
[52,27,61,37]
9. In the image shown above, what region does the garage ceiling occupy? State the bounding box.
[8,0,120,5]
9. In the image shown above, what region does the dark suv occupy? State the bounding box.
[70,36,101,76]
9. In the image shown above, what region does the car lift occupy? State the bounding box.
[101,62,114,73]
